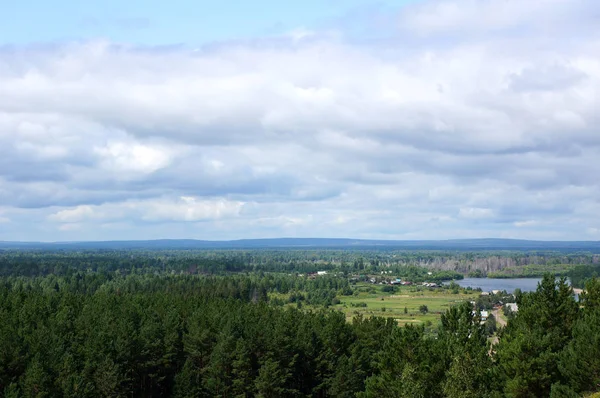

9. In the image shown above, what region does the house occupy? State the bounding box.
[471,310,489,322]
[505,303,518,313]
[481,310,489,321]
[317,271,328,276]
[492,290,502,295]
[480,292,490,296]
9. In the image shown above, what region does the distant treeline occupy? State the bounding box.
[0,249,597,277]
[0,272,599,397]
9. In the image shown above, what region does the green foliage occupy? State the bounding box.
[549,383,579,398]
[254,357,298,398]
[1,248,591,279]
[558,280,600,394]
[380,285,396,293]
[485,314,497,336]
[0,273,358,396]
[468,269,485,278]
[495,274,579,397]
[568,264,600,288]
[580,277,600,309]
[0,251,598,397]
[439,303,493,398]
[360,325,442,397]
[476,290,514,310]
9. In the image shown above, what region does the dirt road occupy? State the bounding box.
[489,309,507,349]
[492,308,507,327]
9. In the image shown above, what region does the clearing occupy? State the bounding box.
[334,283,479,326]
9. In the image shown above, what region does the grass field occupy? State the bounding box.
[334,283,480,326]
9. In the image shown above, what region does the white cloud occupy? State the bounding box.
[1,0,600,240]
[58,223,83,231]
[94,141,172,175]
[141,197,244,222]
[47,197,244,226]
[252,215,314,228]
[458,207,494,220]
[48,205,97,223]
[514,220,538,227]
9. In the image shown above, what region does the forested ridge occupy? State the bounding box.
[1,250,600,397]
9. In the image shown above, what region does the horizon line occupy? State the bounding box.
[2,237,600,244]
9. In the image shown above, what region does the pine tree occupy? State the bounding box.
[558,306,600,393]
[230,339,254,398]
[496,274,578,397]
[254,358,298,398]
[21,355,53,398]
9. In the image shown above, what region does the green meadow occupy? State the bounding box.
[335,283,480,326]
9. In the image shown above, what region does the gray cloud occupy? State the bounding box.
[0,0,599,240]
[509,64,588,92]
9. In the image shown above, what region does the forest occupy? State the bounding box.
[0,249,597,277]
[0,249,599,397]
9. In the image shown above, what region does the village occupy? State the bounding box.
[301,270,521,333]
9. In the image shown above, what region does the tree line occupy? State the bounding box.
[0,249,597,278]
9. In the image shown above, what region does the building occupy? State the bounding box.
[505,303,518,313]
[481,310,489,321]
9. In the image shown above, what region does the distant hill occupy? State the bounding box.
[0,238,599,252]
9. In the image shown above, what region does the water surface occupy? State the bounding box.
[445,278,543,293]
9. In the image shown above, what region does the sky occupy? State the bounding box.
[1,0,599,242]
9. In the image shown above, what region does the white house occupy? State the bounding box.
[481,310,489,321]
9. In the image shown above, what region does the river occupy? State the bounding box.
[444,277,542,293]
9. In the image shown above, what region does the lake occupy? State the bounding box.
[444,278,542,293]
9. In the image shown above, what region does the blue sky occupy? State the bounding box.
[2,0,413,45]
[1,0,599,241]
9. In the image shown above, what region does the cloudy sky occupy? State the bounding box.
[1,0,599,241]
